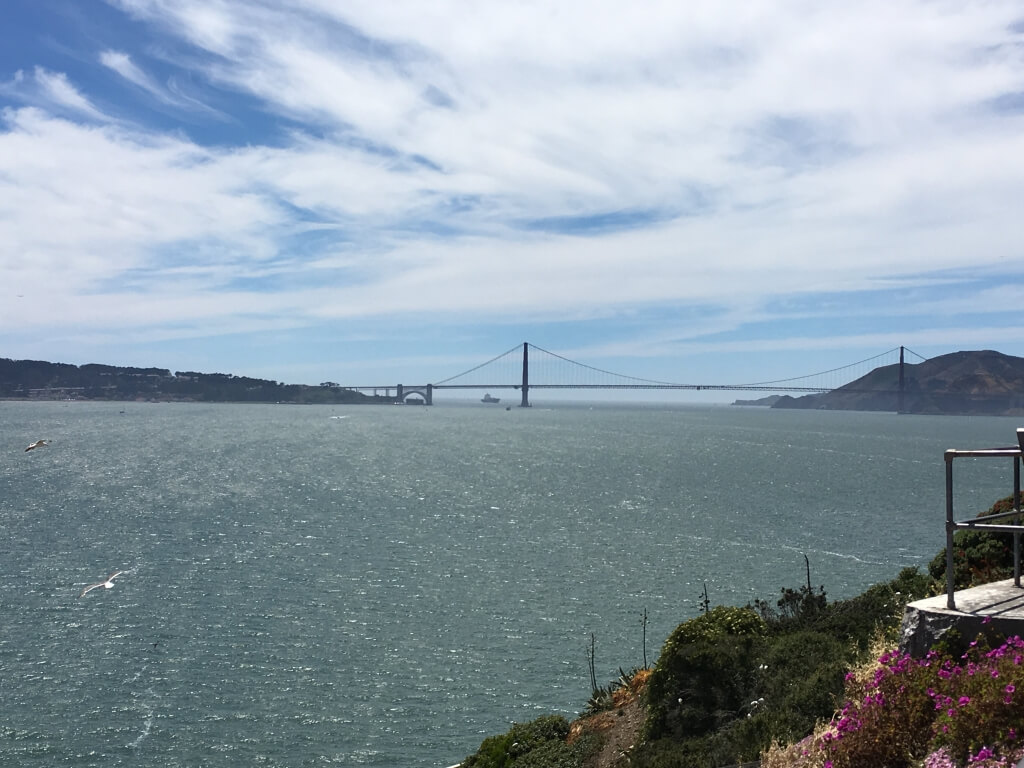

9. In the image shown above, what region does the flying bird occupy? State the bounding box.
[80,571,125,598]
[25,439,50,452]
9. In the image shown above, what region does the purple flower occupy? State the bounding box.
[958,696,971,706]
[969,746,993,762]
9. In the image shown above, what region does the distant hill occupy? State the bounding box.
[732,394,783,407]
[772,349,1024,415]
[0,357,387,405]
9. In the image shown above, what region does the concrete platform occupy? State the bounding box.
[900,578,1024,657]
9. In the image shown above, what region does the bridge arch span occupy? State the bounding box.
[396,384,433,405]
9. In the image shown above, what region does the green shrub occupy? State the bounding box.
[816,567,931,650]
[757,631,849,736]
[927,496,1021,590]
[460,715,597,768]
[644,607,766,742]
[463,731,514,768]
[635,714,778,768]
[635,571,923,767]
[463,567,942,768]
[659,605,767,650]
[928,529,1015,589]
[751,584,827,630]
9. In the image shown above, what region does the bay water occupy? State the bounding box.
[1,400,1020,766]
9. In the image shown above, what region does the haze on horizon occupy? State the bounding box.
[2,1,1023,396]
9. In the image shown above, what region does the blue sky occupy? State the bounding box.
[2,0,1024,398]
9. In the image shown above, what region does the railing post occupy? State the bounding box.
[1015,454,1021,588]
[945,450,957,610]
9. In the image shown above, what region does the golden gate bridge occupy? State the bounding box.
[347,342,928,407]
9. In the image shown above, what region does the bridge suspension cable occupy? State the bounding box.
[740,347,905,387]
[433,344,523,386]
[428,342,915,393]
[903,347,928,363]
[526,343,683,387]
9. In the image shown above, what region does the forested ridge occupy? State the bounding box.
[0,357,383,404]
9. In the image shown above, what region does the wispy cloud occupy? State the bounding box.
[100,50,159,94]
[99,48,225,119]
[0,67,110,122]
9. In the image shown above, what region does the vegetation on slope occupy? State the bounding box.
[458,497,1023,768]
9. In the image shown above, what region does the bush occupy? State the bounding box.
[927,496,1020,590]
[816,635,1024,768]
[931,635,1024,764]
[818,649,936,768]
[757,631,850,738]
[462,567,944,768]
[752,584,827,630]
[635,570,926,767]
[460,715,598,768]
[644,607,766,740]
[816,567,932,650]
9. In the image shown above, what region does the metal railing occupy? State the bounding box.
[943,428,1024,609]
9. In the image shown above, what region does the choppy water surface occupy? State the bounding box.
[1,400,1019,766]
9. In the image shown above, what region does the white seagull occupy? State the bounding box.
[80,571,125,598]
[25,439,50,452]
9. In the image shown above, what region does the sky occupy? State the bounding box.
[2,1,1024,398]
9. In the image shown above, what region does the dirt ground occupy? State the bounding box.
[571,669,650,768]
[581,697,646,768]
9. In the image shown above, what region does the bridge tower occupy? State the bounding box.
[520,342,531,408]
[898,346,905,414]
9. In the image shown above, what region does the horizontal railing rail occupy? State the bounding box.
[944,429,1024,609]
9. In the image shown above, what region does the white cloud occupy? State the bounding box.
[0,67,111,122]
[100,50,158,93]
[36,68,109,121]
[2,0,1024,378]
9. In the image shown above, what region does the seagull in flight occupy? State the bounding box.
[25,439,50,452]
[80,571,125,598]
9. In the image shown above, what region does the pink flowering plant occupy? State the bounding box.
[818,636,1024,768]
[930,635,1024,764]
[817,648,935,768]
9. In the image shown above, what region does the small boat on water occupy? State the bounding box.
[481,394,500,404]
